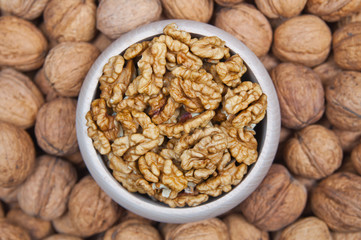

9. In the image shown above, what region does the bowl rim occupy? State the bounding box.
[76,19,280,223]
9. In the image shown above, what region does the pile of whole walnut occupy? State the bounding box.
[0,0,361,239]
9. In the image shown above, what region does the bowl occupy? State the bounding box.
[76,19,280,223]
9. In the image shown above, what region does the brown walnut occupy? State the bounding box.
[161,0,213,23]
[255,0,307,18]
[0,0,49,20]
[307,0,361,22]
[223,214,269,240]
[0,219,31,240]
[338,10,361,27]
[104,219,161,240]
[271,63,324,129]
[351,143,361,175]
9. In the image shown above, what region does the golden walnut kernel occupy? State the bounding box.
[351,143,361,175]
[0,122,35,188]
[215,3,272,57]
[44,0,96,43]
[239,164,307,231]
[0,219,31,240]
[307,0,361,22]
[326,71,361,130]
[0,68,44,129]
[271,63,324,129]
[161,0,213,23]
[272,15,332,67]
[0,16,48,71]
[0,0,49,20]
[255,0,307,18]
[311,172,361,232]
[35,97,78,156]
[333,22,361,71]
[224,214,269,240]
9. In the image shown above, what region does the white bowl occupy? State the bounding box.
[76,19,280,223]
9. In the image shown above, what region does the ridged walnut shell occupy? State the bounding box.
[0,122,35,188]
[0,219,31,240]
[351,143,361,175]
[104,219,161,240]
[97,0,162,39]
[284,125,343,179]
[311,172,361,232]
[0,0,49,20]
[255,0,307,18]
[223,214,269,240]
[272,15,332,67]
[215,3,272,57]
[44,42,100,97]
[270,63,324,129]
[161,0,213,22]
[333,22,361,71]
[0,68,44,128]
[307,0,361,22]
[0,16,48,71]
[44,0,96,42]
[17,155,77,220]
[332,231,361,240]
[239,164,307,231]
[326,71,361,130]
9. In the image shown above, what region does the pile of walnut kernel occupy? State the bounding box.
[86,23,267,207]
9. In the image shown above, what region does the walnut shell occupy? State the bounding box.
[97,0,162,39]
[326,71,361,130]
[17,155,77,220]
[0,0,49,20]
[215,3,272,57]
[313,57,342,87]
[34,68,59,101]
[333,128,361,152]
[44,235,83,240]
[307,0,361,22]
[104,219,161,240]
[239,164,307,231]
[270,63,325,129]
[333,22,361,71]
[0,122,35,188]
[44,0,96,43]
[0,219,31,240]
[6,208,53,239]
[0,68,44,128]
[284,124,343,179]
[255,0,307,18]
[0,16,48,71]
[44,42,100,97]
[332,231,361,240]
[277,217,331,240]
[161,0,213,23]
[35,97,78,156]
[351,143,361,175]
[223,214,269,240]
[272,15,332,67]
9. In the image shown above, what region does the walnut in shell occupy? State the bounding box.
[44,42,100,97]
[307,0,361,22]
[0,68,44,128]
[333,22,361,71]
[104,219,161,240]
[97,0,162,39]
[272,15,332,67]
[311,172,361,232]
[239,164,307,231]
[326,71,361,130]
[161,0,213,23]
[0,122,35,188]
[44,0,96,43]
[0,0,49,20]
[17,155,77,220]
[255,0,307,18]
[0,219,31,240]
[223,214,269,240]
[215,3,272,57]
[332,231,361,240]
[351,143,361,175]
[34,68,59,101]
[271,63,324,129]
[35,97,78,156]
[0,16,48,71]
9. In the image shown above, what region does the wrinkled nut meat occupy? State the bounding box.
[86,24,267,207]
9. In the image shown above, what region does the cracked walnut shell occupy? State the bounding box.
[255,0,307,18]
[0,0,49,20]
[307,0,361,22]
[161,0,213,23]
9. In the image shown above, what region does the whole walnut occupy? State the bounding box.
[53,176,122,237]
[270,63,325,129]
[161,0,213,22]
[215,0,244,6]
[44,0,96,43]
[97,0,162,39]
[0,219,31,240]
[351,143,361,175]
[255,0,307,18]
[0,0,49,20]
[17,155,77,220]
[44,42,100,97]
[0,122,35,188]
[6,208,53,239]
[34,68,59,101]
[276,217,331,240]
[0,16,48,71]
[239,164,307,231]
[272,15,332,67]
[284,125,343,179]
[44,235,83,240]
[333,128,361,152]
[313,57,342,87]
[35,97,78,156]
[332,231,361,240]
[223,214,269,240]
[326,71,361,130]
[215,3,272,57]
[311,172,361,232]
[0,68,44,128]
[307,0,361,22]
[333,22,361,71]
[104,219,161,240]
